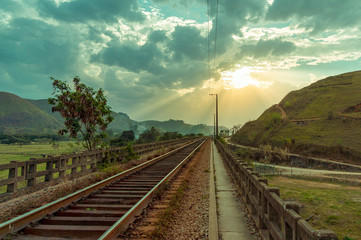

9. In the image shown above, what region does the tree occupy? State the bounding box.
[159,131,182,141]
[110,130,135,147]
[48,76,114,151]
[138,127,161,143]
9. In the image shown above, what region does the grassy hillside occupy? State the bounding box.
[280,71,361,119]
[231,71,361,164]
[28,99,63,123]
[0,92,62,134]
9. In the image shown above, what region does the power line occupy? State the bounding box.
[207,0,211,81]
[214,0,219,69]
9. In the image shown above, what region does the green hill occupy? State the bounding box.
[0,92,63,134]
[27,99,63,123]
[231,70,361,164]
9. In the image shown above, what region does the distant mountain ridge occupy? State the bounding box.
[0,92,216,136]
[140,119,225,136]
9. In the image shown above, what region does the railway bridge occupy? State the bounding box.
[0,138,339,239]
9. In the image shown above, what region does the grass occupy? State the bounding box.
[0,141,86,191]
[266,176,361,239]
[0,141,85,164]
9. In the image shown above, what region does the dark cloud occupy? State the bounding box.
[102,70,159,103]
[238,38,297,59]
[1,0,23,12]
[92,31,168,74]
[151,0,202,7]
[0,18,79,86]
[37,0,145,23]
[92,26,209,88]
[209,0,267,55]
[168,26,207,62]
[152,0,168,3]
[266,0,361,33]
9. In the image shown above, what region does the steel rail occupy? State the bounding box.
[99,138,206,240]
[0,139,200,239]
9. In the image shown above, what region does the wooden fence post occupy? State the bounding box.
[26,159,37,187]
[45,159,53,182]
[6,161,18,193]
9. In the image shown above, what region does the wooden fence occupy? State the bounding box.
[0,138,195,202]
[215,139,338,240]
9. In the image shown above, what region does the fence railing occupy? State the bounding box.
[0,138,196,202]
[215,139,338,240]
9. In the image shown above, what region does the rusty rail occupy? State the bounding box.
[215,139,338,240]
[99,138,206,239]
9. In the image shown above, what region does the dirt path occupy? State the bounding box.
[275,104,325,122]
[276,104,287,119]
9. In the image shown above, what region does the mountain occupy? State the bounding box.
[140,119,217,135]
[27,99,144,136]
[28,99,63,123]
[0,92,63,134]
[109,112,147,137]
[231,70,361,163]
[0,92,216,136]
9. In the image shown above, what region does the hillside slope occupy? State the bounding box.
[0,92,63,134]
[231,70,361,163]
[28,99,63,123]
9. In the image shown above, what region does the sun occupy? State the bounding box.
[221,66,271,89]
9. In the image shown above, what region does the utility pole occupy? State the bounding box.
[209,93,218,137]
[213,114,216,137]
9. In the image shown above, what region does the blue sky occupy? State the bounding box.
[0,0,360,127]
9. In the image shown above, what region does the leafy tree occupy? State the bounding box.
[110,130,135,147]
[159,131,182,141]
[138,127,161,143]
[48,76,113,151]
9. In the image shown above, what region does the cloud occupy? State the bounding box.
[209,0,267,55]
[92,24,209,89]
[91,33,167,75]
[168,26,207,61]
[0,17,80,86]
[266,0,361,33]
[37,0,145,23]
[238,38,297,59]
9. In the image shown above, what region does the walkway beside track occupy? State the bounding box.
[211,141,254,240]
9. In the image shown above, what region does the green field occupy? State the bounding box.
[267,176,361,240]
[0,141,85,164]
[0,141,86,193]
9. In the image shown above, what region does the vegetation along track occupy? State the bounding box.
[0,138,206,240]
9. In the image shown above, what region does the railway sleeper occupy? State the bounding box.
[22,224,109,239]
[56,209,127,217]
[40,216,119,226]
[69,203,133,211]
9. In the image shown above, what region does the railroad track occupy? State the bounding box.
[0,139,205,240]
